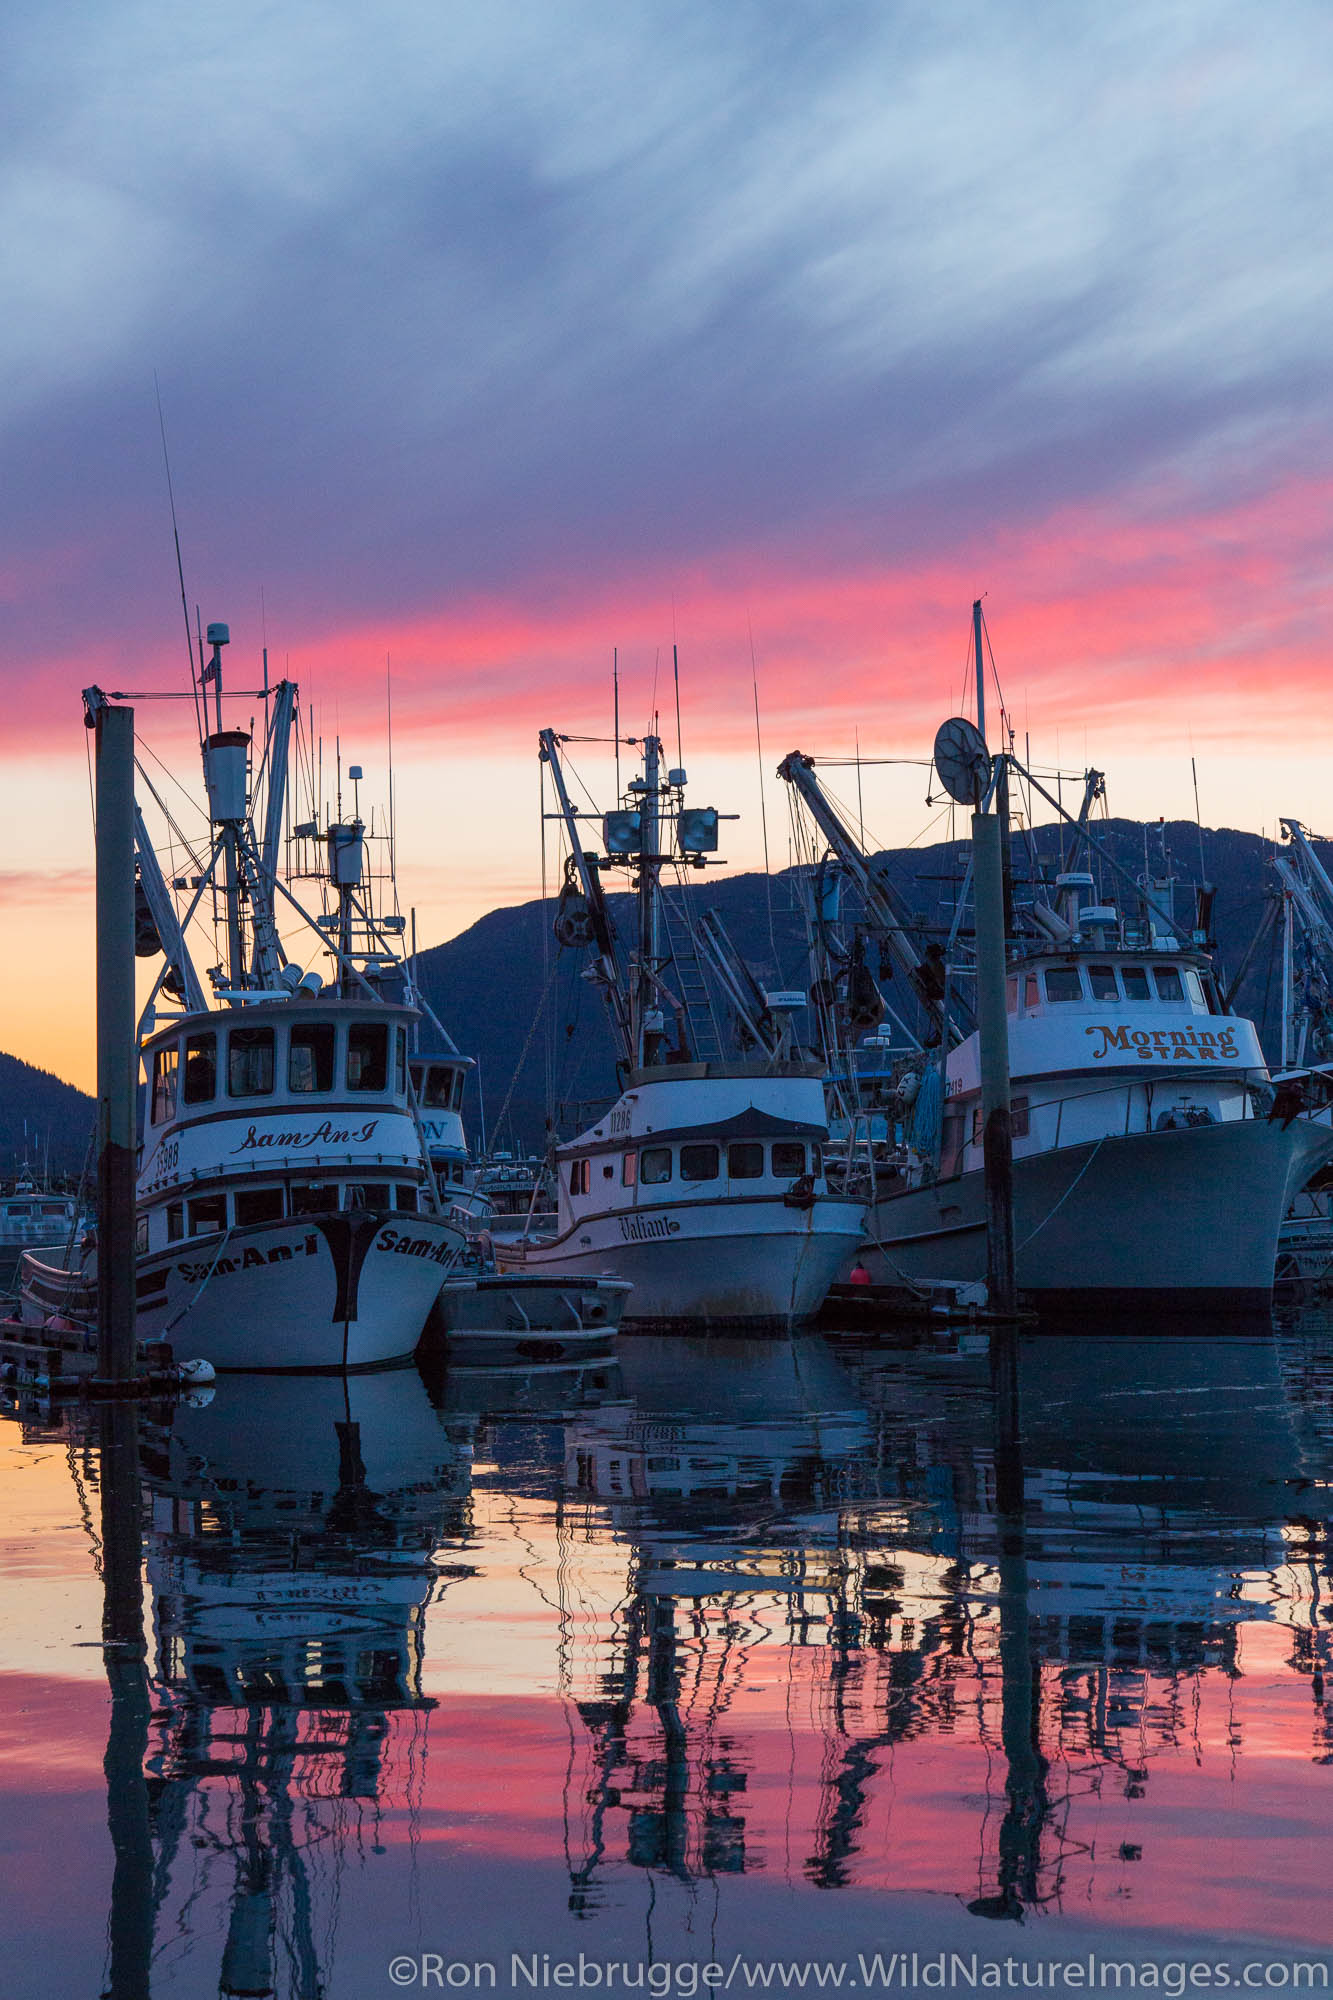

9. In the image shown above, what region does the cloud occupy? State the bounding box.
[3,0,1333,811]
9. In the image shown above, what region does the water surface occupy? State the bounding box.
[2,1314,1331,1996]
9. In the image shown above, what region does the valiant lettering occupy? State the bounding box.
[1086,1024,1239,1063]
[233,1118,380,1152]
[618,1214,682,1242]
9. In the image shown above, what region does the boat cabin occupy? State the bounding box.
[409,1053,474,1191]
[136,1000,430,1253]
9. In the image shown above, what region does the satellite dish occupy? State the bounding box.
[932,716,991,806]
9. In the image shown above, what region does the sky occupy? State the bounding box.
[4,0,1333,1089]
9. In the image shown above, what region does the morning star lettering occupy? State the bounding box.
[1085,1025,1239,1063]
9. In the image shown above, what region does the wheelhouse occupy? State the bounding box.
[136,1000,431,1255]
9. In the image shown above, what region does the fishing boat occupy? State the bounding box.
[494,727,864,1330]
[870,867,1333,1316]
[20,625,466,1369]
[780,615,1333,1320]
[0,1167,88,1284]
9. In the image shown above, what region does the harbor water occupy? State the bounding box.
[2,1311,1331,1996]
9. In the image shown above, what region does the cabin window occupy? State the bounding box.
[151,1046,178,1124]
[453,1070,466,1109]
[621,1152,637,1187]
[1012,1096,1030,1138]
[1006,975,1019,1014]
[1088,964,1119,1001]
[40,1200,68,1218]
[971,1105,983,1147]
[135,1216,148,1254]
[1043,967,1083,1003]
[1024,974,1039,1009]
[394,1184,420,1213]
[347,1022,389,1091]
[182,1033,216,1105]
[188,1194,227,1236]
[601,1161,615,1180]
[1152,964,1184,1003]
[680,1143,720,1183]
[772,1141,806,1177]
[641,1146,672,1185]
[1122,965,1151,1001]
[728,1142,764,1180]
[812,1143,823,1178]
[291,1183,340,1215]
[569,1159,591,1195]
[940,1110,964,1178]
[419,1066,453,1108]
[228,1027,275,1097]
[234,1186,285,1226]
[289,1023,335,1093]
[166,1203,184,1242]
[346,1182,390,1210]
[395,1028,407,1096]
[1183,968,1205,1007]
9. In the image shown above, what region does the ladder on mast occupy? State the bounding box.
[657,883,725,1062]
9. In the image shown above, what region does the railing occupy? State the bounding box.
[1015,1064,1323,1163]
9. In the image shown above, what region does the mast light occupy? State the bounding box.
[603,810,642,854]
[677,807,719,854]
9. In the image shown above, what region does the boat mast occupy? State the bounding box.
[539,729,633,1063]
[199,623,250,991]
[635,733,664,1067]
[250,678,297,985]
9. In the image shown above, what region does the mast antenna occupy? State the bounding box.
[672,643,684,774]
[154,374,202,739]
[386,653,399,911]
[749,619,779,968]
[613,649,621,798]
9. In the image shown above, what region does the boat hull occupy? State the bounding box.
[425,1272,630,1365]
[496,1195,865,1332]
[23,1210,467,1371]
[858,1114,1333,1318]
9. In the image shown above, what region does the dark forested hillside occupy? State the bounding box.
[414,817,1317,1153]
[0,1052,95,1180]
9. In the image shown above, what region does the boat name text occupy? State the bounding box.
[617,1214,682,1242]
[170,1234,320,1284]
[232,1118,381,1152]
[374,1225,461,1267]
[1086,1024,1240,1062]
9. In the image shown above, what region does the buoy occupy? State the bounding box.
[178,1358,216,1385]
[848,1261,872,1287]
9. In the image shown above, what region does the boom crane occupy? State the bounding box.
[778,750,955,1043]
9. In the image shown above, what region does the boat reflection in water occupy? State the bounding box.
[544,1326,1333,1936]
[130,1371,476,1997]
[79,1316,1333,1992]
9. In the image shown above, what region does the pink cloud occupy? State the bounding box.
[5,473,1331,764]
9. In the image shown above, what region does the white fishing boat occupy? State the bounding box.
[863,869,1333,1315]
[494,728,864,1330]
[20,625,465,1369]
[0,1168,88,1275]
[780,615,1333,1320]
